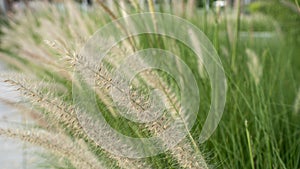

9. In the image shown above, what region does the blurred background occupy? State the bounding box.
[0,0,299,169]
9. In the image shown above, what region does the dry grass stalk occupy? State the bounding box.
[0,127,104,169]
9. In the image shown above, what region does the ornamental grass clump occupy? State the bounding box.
[0,1,210,169]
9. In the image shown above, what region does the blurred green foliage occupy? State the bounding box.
[247,0,300,43]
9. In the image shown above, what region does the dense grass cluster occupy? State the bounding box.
[0,1,299,169]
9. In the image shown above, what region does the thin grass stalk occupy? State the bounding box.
[245,120,255,169]
[223,5,232,61]
[186,0,196,18]
[142,71,208,169]
[95,0,136,52]
[129,0,140,12]
[231,0,241,71]
[295,0,300,11]
[147,0,155,13]
[213,12,220,53]
[203,0,208,32]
